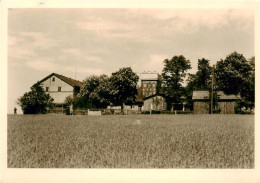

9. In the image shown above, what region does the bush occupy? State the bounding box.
[17,82,54,114]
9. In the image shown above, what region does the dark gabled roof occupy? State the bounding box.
[216,91,241,100]
[38,73,83,87]
[192,90,240,100]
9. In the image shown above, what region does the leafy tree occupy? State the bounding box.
[109,67,139,109]
[17,82,54,114]
[156,74,163,94]
[161,55,191,109]
[240,56,255,109]
[194,58,212,90]
[64,95,74,106]
[215,52,251,94]
[185,58,212,110]
[215,52,254,109]
[215,52,251,95]
[78,75,110,109]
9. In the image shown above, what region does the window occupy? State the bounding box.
[58,87,61,92]
[52,77,55,82]
[46,87,49,92]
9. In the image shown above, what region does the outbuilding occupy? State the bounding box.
[192,91,210,114]
[192,91,240,114]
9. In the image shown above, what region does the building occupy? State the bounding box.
[139,72,160,97]
[216,91,241,114]
[142,94,167,111]
[192,91,210,114]
[192,91,240,114]
[38,73,82,106]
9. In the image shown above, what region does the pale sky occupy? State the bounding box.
[7,8,254,114]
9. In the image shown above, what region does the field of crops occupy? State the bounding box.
[7,114,254,168]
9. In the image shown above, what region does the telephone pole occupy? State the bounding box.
[211,65,215,114]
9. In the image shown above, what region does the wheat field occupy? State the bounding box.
[7,114,254,168]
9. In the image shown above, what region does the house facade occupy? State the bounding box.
[38,73,82,105]
[142,94,167,111]
[140,72,160,97]
[192,90,240,114]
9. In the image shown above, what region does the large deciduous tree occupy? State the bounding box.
[78,75,111,109]
[17,82,54,114]
[193,58,212,90]
[215,52,254,109]
[161,55,191,108]
[109,67,139,109]
[185,58,212,109]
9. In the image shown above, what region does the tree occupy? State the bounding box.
[215,52,254,109]
[185,58,212,110]
[161,55,191,109]
[17,82,54,114]
[78,75,111,109]
[239,56,255,109]
[195,58,212,90]
[109,67,139,109]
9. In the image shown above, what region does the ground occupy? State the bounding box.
[7,114,254,168]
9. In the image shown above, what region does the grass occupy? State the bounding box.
[7,114,254,168]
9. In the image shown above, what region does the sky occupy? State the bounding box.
[7,8,255,114]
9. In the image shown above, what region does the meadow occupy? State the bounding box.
[7,114,254,168]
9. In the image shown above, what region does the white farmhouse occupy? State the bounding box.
[38,73,82,106]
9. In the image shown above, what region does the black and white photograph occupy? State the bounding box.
[1,0,259,182]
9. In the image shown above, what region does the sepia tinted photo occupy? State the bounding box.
[3,2,258,182]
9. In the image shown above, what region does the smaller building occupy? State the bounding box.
[192,91,240,114]
[192,91,210,114]
[216,91,241,114]
[142,94,167,111]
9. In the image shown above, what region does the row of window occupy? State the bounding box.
[142,83,156,87]
[143,91,156,97]
[46,87,61,92]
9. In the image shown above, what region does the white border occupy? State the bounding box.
[1,0,259,182]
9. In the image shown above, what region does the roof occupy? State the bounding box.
[216,91,241,100]
[140,73,159,81]
[143,94,166,101]
[192,90,240,100]
[38,73,83,87]
[192,91,210,100]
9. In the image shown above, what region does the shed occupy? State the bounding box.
[216,91,241,114]
[192,91,210,114]
[192,91,240,114]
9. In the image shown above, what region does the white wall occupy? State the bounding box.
[41,76,74,104]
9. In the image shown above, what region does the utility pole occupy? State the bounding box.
[211,65,215,114]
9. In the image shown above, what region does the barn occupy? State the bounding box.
[38,73,82,106]
[216,91,241,114]
[192,91,240,114]
[142,94,167,111]
[192,91,210,114]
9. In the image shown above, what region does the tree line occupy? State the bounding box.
[18,51,255,114]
